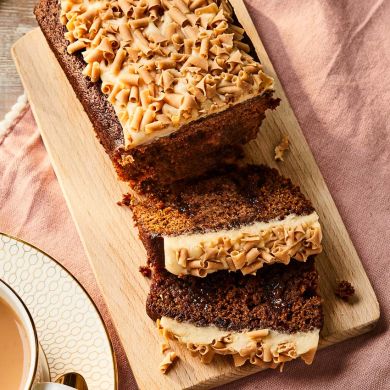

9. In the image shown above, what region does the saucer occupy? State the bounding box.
[0,233,117,389]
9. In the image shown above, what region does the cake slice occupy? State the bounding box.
[130,164,322,277]
[147,258,323,368]
[34,0,279,186]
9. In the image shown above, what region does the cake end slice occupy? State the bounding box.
[35,0,279,187]
[148,258,323,368]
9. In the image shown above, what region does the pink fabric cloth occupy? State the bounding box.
[0,108,136,389]
[1,0,389,389]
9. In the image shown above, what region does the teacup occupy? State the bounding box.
[0,279,76,390]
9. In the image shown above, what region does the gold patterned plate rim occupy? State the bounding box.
[0,231,118,390]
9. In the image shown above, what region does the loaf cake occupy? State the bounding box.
[130,164,322,277]
[148,258,323,367]
[34,0,279,186]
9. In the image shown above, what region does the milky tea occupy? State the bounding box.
[0,297,31,389]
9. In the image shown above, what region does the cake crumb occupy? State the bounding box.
[139,265,151,278]
[274,135,289,161]
[159,351,177,374]
[335,280,355,301]
[117,193,131,206]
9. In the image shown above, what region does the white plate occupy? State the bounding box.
[0,233,117,390]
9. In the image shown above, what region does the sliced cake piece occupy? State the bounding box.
[35,0,279,186]
[147,258,323,368]
[130,165,322,277]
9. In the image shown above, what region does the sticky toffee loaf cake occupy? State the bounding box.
[35,0,279,185]
[130,164,322,277]
[148,258,323,367]
[34,0,323,374]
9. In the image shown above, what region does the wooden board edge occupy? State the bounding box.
[11,23,381,389]
[188,312,381,389]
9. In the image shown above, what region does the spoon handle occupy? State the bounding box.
[56,372,88,390]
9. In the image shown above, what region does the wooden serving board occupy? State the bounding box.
[12,1,379,388]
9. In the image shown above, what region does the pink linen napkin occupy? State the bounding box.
[1,0,389,389]
[0,107,137,389]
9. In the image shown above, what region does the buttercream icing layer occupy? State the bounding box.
[164,212,322,277]
[60,0,274,148]
[159,317,320,367]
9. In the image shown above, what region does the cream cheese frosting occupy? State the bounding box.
[164,212,322,277]
[159,316,320,367]
[60,0,274,148]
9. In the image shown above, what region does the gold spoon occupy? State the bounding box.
[55,372,88,390]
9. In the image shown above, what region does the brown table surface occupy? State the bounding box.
[0,0,37,119]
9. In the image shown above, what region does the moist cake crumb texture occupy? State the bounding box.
[147,258,323,333]
[131,164,315,236]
